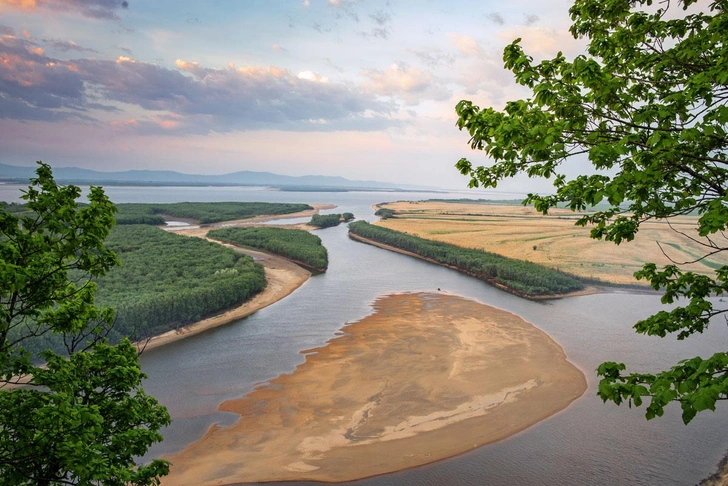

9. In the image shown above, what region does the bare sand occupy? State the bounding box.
[162,292,587,485]
[137,204,335,352]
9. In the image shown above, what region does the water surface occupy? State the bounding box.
[3,185,726,485]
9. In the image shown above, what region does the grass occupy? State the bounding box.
[376,201,725,285]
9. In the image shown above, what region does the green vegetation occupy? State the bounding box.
[454,0,728,422]
[207,227,329,272]
[1,163,170,484]
[308,213,344,228]
[115,201,312,225]
[96,225,266,340]
[348,221,583,297]
[374,208,395,219]
[342,212,355,222]
[208,226,328,272]
[20,224,267,355]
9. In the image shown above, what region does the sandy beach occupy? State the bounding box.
[137,204,334,352]
[162,292,587,485]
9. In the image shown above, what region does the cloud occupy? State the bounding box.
[0,36,88,121]
[524,13,539,26]
[0,24,15,36]
[324,57,345,73]
[409,48,455,68]
[43,39,99,53]
[297,70,329,83]
[0,36,395,133]
[360,62,450,105]
[271,44,284,51]
[449,33,484,57]
[2,0,130,19]
[486,12,504,26]
[360,9,392,39]
[329,0,359,22]
[303,0,310,6]
[370,9,391,26]
[312,22,332,33]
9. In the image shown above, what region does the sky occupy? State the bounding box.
[0,0,588,190]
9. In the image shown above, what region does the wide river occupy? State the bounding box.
[2,184,728,485]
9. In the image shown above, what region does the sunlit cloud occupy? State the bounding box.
[1,0,130,19]
[360,62,450,106]
[449,33,484,57]
[0,35,396,133]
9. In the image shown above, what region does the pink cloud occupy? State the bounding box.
[1,0,129,19]
[0,37,395,132]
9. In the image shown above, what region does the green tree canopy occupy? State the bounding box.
[455,0,728,424]
[0,163,170,485]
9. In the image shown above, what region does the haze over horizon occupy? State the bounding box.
[0,0,587,192]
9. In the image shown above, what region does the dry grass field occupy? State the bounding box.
[376,201,726,285]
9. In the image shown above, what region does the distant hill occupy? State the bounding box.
[0,163,437,192]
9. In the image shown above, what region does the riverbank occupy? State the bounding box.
[137,205,334,352]
[161,292,587,485]
[348,232,599,299]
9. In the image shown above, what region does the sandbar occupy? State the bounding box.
[162,292,587,484]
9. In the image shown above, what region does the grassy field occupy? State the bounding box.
[376,201,726,285]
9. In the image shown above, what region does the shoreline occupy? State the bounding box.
[348,232,600,299]
[136,204,334,352]
[161,292,587,485]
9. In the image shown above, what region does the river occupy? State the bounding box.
[2,184,727,485]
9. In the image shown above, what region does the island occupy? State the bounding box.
[162,292,587,484]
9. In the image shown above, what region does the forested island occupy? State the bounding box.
[209,226,329,272]
[115,202,313,225]
[18,225,267,356]
[348,221,584,297]
[308,212,354,228]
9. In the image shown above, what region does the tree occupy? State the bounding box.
[0,163,171,485]
[455,0,728,424]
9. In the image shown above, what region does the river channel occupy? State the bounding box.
[2,184,727,485]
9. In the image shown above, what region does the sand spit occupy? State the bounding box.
[162,292,587,485]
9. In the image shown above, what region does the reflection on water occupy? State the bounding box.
[2,185,725,485]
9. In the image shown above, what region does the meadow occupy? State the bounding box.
[376,201,723,285]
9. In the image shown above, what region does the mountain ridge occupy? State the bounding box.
[0,163,437,191]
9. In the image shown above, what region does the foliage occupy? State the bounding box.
[97,226,266,340]
[454,0,728,423]
[374,208,395,219]
[19,226,267,356]
[342,212,355,222]
[309,213,344,228]
[348,221,584,296]
[0,163,170,485]
[115,202,312,225]
[208,226,329,272]
[208,226,328,272]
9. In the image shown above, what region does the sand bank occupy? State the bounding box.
[162,292,587,484]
